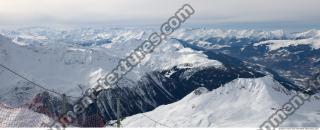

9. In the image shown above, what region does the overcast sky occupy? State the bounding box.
[0,0,319,31]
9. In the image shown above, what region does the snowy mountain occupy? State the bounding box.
[122,76,320,127]
[0,29,224,107]
[0,27,319,127]
[171,29,320,89]
[94,58,265,121]
[171,29,288,41]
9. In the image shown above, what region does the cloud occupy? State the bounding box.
[0,0,319,27]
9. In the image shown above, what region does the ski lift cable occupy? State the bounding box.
[140,113,171,128]
[0,63,79,99]
[107,97,171,128]
[0,63,172,127]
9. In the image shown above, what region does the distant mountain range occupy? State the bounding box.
[0,27,319,127]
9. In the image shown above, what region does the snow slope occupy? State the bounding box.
[0,30,223,106]
[254,30,320,51]
[254,38,320,51]
[122,76,320,127]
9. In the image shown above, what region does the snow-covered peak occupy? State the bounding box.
[0,27,294,47]
[122,76,320,127]
[3,27,320,49]
[295,29,320,39]
[0,30,224,106]
[171,29,288,41]
[0,27,155,47]
[141,42,224,70]
[252,29,320,51]
[254,36,320,51]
